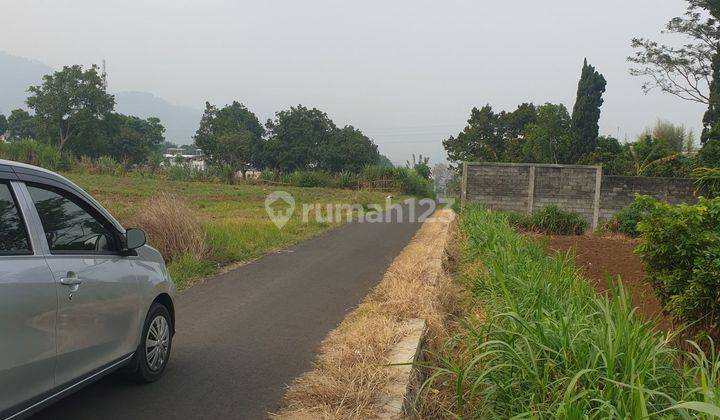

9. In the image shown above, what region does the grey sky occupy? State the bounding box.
[1,0,706,165]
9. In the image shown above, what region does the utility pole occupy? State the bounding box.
[101,59,107,89]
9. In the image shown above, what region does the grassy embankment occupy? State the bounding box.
[66,173,397,289]
[422,205,720,418]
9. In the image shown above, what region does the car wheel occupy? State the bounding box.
[129,302,173,383]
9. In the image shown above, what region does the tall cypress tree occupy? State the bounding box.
[570,59,607,162]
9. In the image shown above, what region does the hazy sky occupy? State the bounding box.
[1,0,707,165]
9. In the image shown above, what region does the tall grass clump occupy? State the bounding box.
[134,193,208,262]
[423,205,720,418]
[0,139,67,170]
[505,205,588,235]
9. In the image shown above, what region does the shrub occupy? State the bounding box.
[361,165,435,197]
[287,170,333,188]
[635,196,720,337]
[134,193,208,262]
[95,155,124,176]
[603,195,656,237]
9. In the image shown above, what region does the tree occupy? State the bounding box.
[431,163,453,196]
[581,136,633,175]
[194,101,265,176]
[6,109,37,140]
[570,59,607,161]
[107,115,165,164]
[647,120,688,153]
[443,105,502,167]
[522,103,573,164]
[378,154,394,168]
[318,126,380,173]
[629,0,719,104]
[499,103,538,162]
[407,154,431,179]
[26,65,114,151]
[264,105,336,172]
[0,114,7,137]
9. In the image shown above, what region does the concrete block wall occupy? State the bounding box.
[463,163,531,214]
[599,176,696,223]
[462,162,697,229]
[533,165,598,224]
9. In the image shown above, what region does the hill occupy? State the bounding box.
[0,51,200,145]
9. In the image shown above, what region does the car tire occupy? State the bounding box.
[128,302,173,383]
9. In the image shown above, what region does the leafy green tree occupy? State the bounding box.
[406,154,431,179]
[26,65,115,151]
[443,105,503,167]
[570,59,607,161]
[522,103,572,163]
[263,105,336,172]
[499,103,537,161]
[319,125,380,173]
[378,154,394,168]
[108,115,165,164]
[194,101,265,176]
[581,136,633,175]
[0,114,7,137]
[6,109,37,140]
[699,138,720,166]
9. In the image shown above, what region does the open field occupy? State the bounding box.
[64,173,398,289]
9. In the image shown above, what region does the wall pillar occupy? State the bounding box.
[592,166,602,230]
[527,165,535,214]
[461,162,468,206]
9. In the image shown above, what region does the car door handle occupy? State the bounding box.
[60,275,82,286]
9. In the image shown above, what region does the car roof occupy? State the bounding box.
[0,159,125,232]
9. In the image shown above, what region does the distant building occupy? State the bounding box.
[163,147,207,171]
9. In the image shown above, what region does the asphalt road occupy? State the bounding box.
[32,206,423,420]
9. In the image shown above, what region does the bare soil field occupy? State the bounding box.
[539,234,673,331]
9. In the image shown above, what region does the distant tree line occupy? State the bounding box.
[0,66,392,175]
[193,102,387,178]
[444,59,614,169]
[445,57,719,177]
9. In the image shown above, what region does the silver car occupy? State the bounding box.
[0,160,176,419]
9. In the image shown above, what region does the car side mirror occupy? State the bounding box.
[126,228,147,250]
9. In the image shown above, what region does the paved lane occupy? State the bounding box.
[33,208,423,419]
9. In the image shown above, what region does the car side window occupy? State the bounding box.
[0,182,32,255]
[26,184,119,254]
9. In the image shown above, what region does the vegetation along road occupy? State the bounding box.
[32,203,424,419]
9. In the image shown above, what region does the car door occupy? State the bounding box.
[23,183,140,387]
[0,181,57,414]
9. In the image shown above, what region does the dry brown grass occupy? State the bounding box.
[133,192,208,262]
[275,210,458,419]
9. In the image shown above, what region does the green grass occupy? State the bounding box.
[424,205,720,418]
[65,173,399,289]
